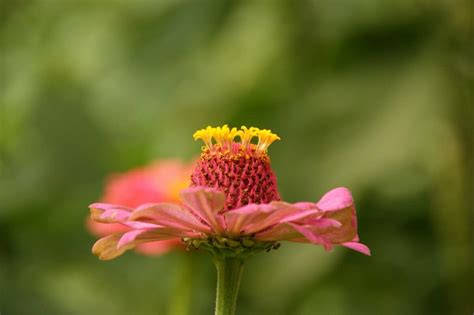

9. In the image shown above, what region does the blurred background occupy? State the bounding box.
[1,0,473,314]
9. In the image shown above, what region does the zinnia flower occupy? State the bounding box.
[87,160,192,256]
[90,126,370,260]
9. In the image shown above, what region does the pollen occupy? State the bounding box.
[193,125,280,153]
[191,125,281,211]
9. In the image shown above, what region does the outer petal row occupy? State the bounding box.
[90,186,370,259]
[92,227,198,260]
[90,203,133,223]
[89,201,211,260]
[181,187,226,234]
[129,203,211,233]
[224,202,319,237]
[252,187,370,255]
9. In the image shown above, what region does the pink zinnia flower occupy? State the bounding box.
[87,160,192,256]
[90,126,370,260]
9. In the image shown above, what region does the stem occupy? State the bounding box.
[213,257,244,315]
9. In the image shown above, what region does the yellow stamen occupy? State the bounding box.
[213,125,237,148]
[225,126,239,148]
[193,125,280,152]
[238,126,259,147]
[193,126,214,149]
[256,129,280,152]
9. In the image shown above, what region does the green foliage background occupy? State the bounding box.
[1,1,472,314]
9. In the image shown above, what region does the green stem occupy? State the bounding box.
[214,257,244,315]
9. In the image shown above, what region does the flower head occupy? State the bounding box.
[89,125,370,260]
[87,160,192,256]
[192,125,280,210]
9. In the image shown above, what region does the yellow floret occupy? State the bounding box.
[256,129,280,152]
[193,125,280,152]
[212,125,227,146]
[238,126,259,147]
[193,126,214,149]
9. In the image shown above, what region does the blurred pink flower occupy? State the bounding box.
[87,160,192,256]
[89,126,370,260]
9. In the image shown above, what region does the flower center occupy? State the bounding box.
[191,125,281,211]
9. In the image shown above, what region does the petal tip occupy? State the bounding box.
[342,242,371,256]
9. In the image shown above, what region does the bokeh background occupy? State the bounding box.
[1,1,473,314]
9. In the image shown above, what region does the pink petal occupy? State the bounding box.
[303,218,342,229]
[116,228,193,250]
[287,223,333,251]
[256,223,302,241]
[117,230,149,249]
[224,202,302,236]
[129,203,211,233]
[290,223,332,251]
[99,209,131,222]
[316,187,354,212]
[280,205,356,245]
[92,234,128,260]
[90,203,133,212]
[290,188,358,244]
[89,203,133,223]
[292,202,318,211]
[342,242,371,255]
[317,204,357,243]
[255,188,370,256]
[286,223,319,243]
[256,222,333,251]
[180,187,226,234]
[223,203,272,236]
[92,228,196,260]
[123,221,161,229]
[278,208,321,224]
